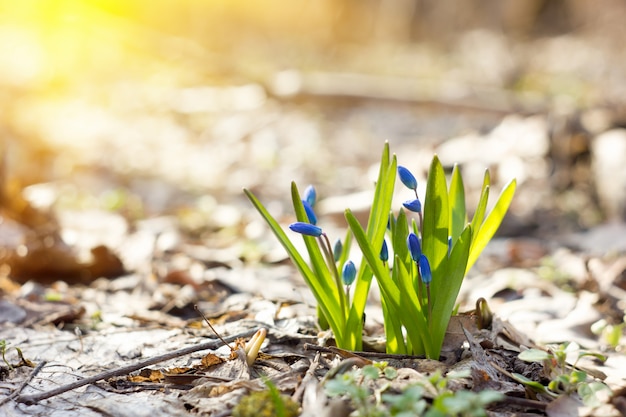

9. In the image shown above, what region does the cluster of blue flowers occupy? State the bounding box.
[289,164,433,303]
[398,166,432,285]
[288,186,358,294]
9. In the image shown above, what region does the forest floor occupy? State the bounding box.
[1,6,626,416]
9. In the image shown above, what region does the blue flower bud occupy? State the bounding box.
[419,254,432,285]
[289,222,323,237]
[342,260,356,286]
[407,232,421,262]
[402,199,422,213]
[448,236,452,256]
[333,239,343,262]
[302,200,317,225]
[398,166,418,190]
[303,185,317,207]
[379,239,389,262]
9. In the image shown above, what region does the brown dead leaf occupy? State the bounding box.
[129,369,164,383]
[442,314,478,356]
[6,242,124,285]
[202,353,225,368]
[163,368,205,385]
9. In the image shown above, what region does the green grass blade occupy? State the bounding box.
[393,255,430,355]
[291,183,348,343]
[291,182,344,309]
[367,144,396,242]
[422,156,449,283]
[345,262,373,350]
[349,146,392,316]
[347,209,433,356]
[380,295,406,354]
[345,209,398,306]
[469,171,490,244]
[448,164,466,245]
[467,179,516,272]
[337,228,353,269]
[346,145,397,349]
[391,208,410,267]
[431,225,471,355]
[244,188,343,338]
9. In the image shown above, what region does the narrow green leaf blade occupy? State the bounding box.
[470,171,490,241]
[430,225,471,354]
[422,156,449,283]
[448,164,466,245]
[391,208,410,267]
[393,255,431,355]
[349,146,397,329]
[467,179,516,272]
[244,188,343,336]
[343,145,396,350]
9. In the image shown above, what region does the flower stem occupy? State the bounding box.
[319,233,347,319]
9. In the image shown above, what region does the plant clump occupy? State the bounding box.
[245,142,516,359]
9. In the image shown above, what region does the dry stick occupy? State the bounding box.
[194,305,234,351]
[0,360,48,407]
[303,343,425,360]
[17,329,257,405]
[291,352,321,403]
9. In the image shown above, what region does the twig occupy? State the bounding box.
[303,343,425,360]
[291,352,321,403]
[0,360,47,407]
[496,395,547,411]
[17,329,257,405]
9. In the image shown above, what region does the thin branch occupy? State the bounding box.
[291,352,321,403]
[17,329,257,405]
[0,360,47,407]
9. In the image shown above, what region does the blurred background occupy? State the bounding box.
[1,0,626,267]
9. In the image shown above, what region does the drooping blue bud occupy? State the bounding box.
[398,166,418,190]
[302,200,317,225]
[333,239,343,262]
[402,199,422,213]
[379,239,389,262]
[407,233,421,262]
[419,254,432,285]
[289,222,323,237]
[303,185,317,207]
[342,260,357,286]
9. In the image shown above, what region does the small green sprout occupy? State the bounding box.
[515,343,611,408]
[325,363,502,417]
[0,339,33,370]
[591,318,624,349]
[233,378,299,417]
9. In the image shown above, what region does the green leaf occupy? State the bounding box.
[430,225,471,355]
[469,171,490,246]
[291,182,347,325]
[345,143,397,350]
[391,209,410,271]
[510,372,551,394]
[579,382,611,408]
[577,351,608,364]
[422,156,449,286]
[393,254,431,355]
[448,164,466,246]
[518,349,552,362]
[380,295,406,354]
[244,188,344,344]
[346,209,434,356]
[336,228,353,270]
[467,178,516,272]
